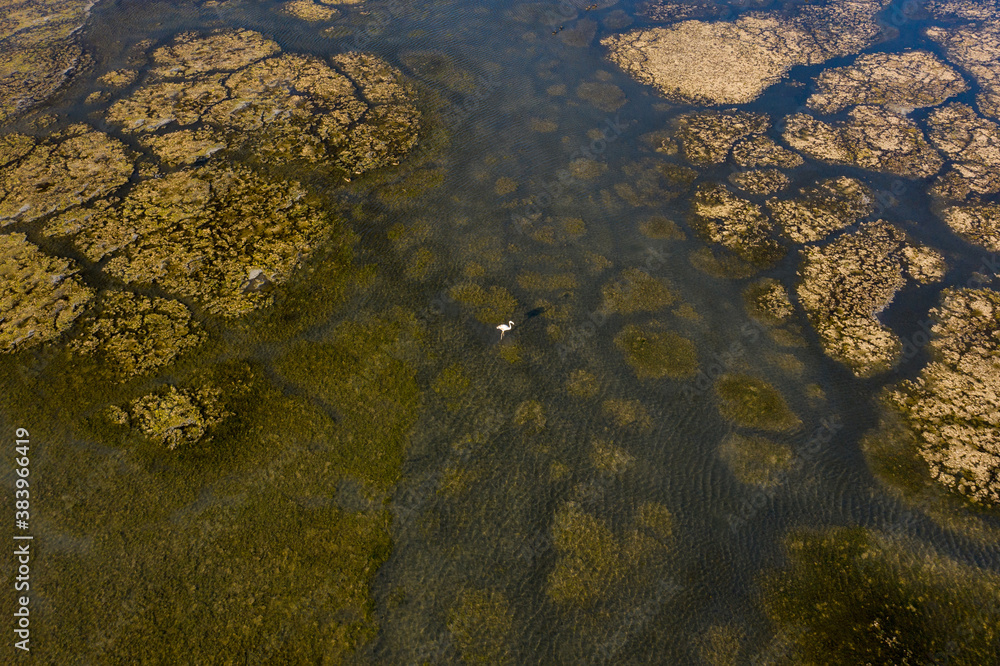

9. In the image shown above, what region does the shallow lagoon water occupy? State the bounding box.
[1,0,999,662]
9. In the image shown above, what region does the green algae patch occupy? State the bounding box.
[69,291,205,382]
[613,158,696,206]
[433,363,470,411]
[21,368,399,663]
[273,311,422,491]
[718,432,793,486]
[547,503,622,607]
[576,81,626,112]
[0,128,133,225]
[762,527,1000,665]
[743,278,794,325]
[767,176,874,243]
[602,398,653,432]
[546,501,674,611]
[514,399,547,433]
[66,166,339,318]
[238,232,363,343]
[637,501,674,542]
[448,282,518,324]
[714,374,800,432]
[601,267,677,314]
[447,588,513,665]
[124,384,229,450]
[688,246,758,279]
[614,323,698,379]
[691,184,784,267]
[516,271,578,293]
[0,232,92,352]
[566,369,600,398]
[400,50,477,94]
[590,440,634,476]
[675,110,769,166]
[639,215,685,240]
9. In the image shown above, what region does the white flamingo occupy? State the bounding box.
[497,320,514,340]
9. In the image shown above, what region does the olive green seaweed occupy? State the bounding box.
[763,527,1000,665]
[614,323,698,379]
[714,373,801,432]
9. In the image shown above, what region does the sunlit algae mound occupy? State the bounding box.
[601,0,888,105]
[939,201,1000,251]
[110,385,229,450]
[732,135,803,169]
[880,288,1000,506]
[0,232,92,352]
[49,165,337,317]
[767,176,873,243]
[796,219,945,377]
[806,50,967,114]
[690,184,784,267]
[69,291,205,381]
[281,0,340,21]
[925,103,1000,200]
[729,169,790,196]
[0,128,133,225]
[763,527,1000,664]
[107,30,419,173]
[782,106,943,178]
[0,0,96,125]
[674,110,769,165]
[927,20,1000,121]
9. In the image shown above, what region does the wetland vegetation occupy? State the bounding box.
[1,0,999,661]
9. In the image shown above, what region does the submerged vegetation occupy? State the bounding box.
[0,232,92,351]
[714,373,801,432]
[866,288,1000,509]
[763,527,1000,665]
[2,0,1000,661]
[797,220,945,377]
